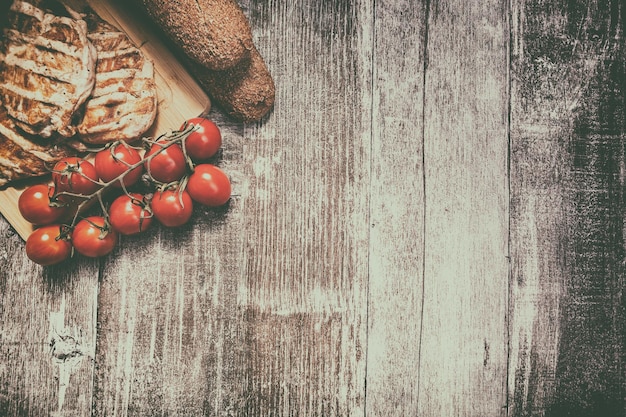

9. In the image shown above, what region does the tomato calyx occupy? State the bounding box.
[71,216,118,258]
[142,125,194,184]
[128,192,154,230]
[57,224,73,241]
[151,187,194,228]
[25,224,73,266]
[154,180,189,209]
[45,185,69,209]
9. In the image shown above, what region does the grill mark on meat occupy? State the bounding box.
[0,64,77,103]
[2,90,56,129]
[3,38,80,73]
[92,70,147,96]
[77,12,157,144]
[5,29,82,71]
[6,8,41,33]
[0,0,96,138]
[96,49,144,73]
[0,108,74,187]
[8,2,80,45]
[1,44,84,85]
[88,31,133,51]
[80,94,156,132]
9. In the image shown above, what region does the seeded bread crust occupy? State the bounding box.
[138,0,254,71]
[190,45,275,122]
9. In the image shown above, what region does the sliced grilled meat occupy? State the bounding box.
[76,12,157,144]
[0,107,74,187]
[0,0,96,138]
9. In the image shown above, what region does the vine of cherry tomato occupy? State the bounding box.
[18,116,232,266]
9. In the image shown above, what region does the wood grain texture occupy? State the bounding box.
[0,217,99,417]
[418,0,510,415]
[366,0,427,415]
[237,0,371,414]
[508,0,573,412]
[2,0,626,415]
[509,0,626,415]
[92,114,247,416]
[93,0,372,414]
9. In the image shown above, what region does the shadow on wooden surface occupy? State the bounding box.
[510,0,625,416]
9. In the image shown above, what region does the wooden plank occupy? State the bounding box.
[417,0,510,415]
[92,0,372,415]
[365,0,427,415]
[91,5,251,415]
[235,0,371,414]
[92,113,249,416]
[0,216,99,417]
[509,0,625,415]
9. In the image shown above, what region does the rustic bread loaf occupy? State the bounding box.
[136,0,254,71]
[134,0,275,122]
[190,46,275,122]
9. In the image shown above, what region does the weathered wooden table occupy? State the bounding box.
[1,0,624,415]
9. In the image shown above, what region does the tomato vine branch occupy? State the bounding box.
[56,124,196,232]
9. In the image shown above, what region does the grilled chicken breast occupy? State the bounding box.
[76,12,157,144]
[0,0,96,138]
[0,1,159,187]
[0,107,74,186]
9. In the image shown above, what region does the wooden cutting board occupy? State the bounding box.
[0,0,210,241]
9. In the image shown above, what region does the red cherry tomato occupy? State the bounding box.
[71,216,118,258]
[52,157,100,198]
[151,189,193,227]
[25,225,72,266]
[144,139,187,183]
[94,143,143,188]
[109,193,153,235]
[186,164,231,207]
[18,184,68,225]
[181,117,222,161]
